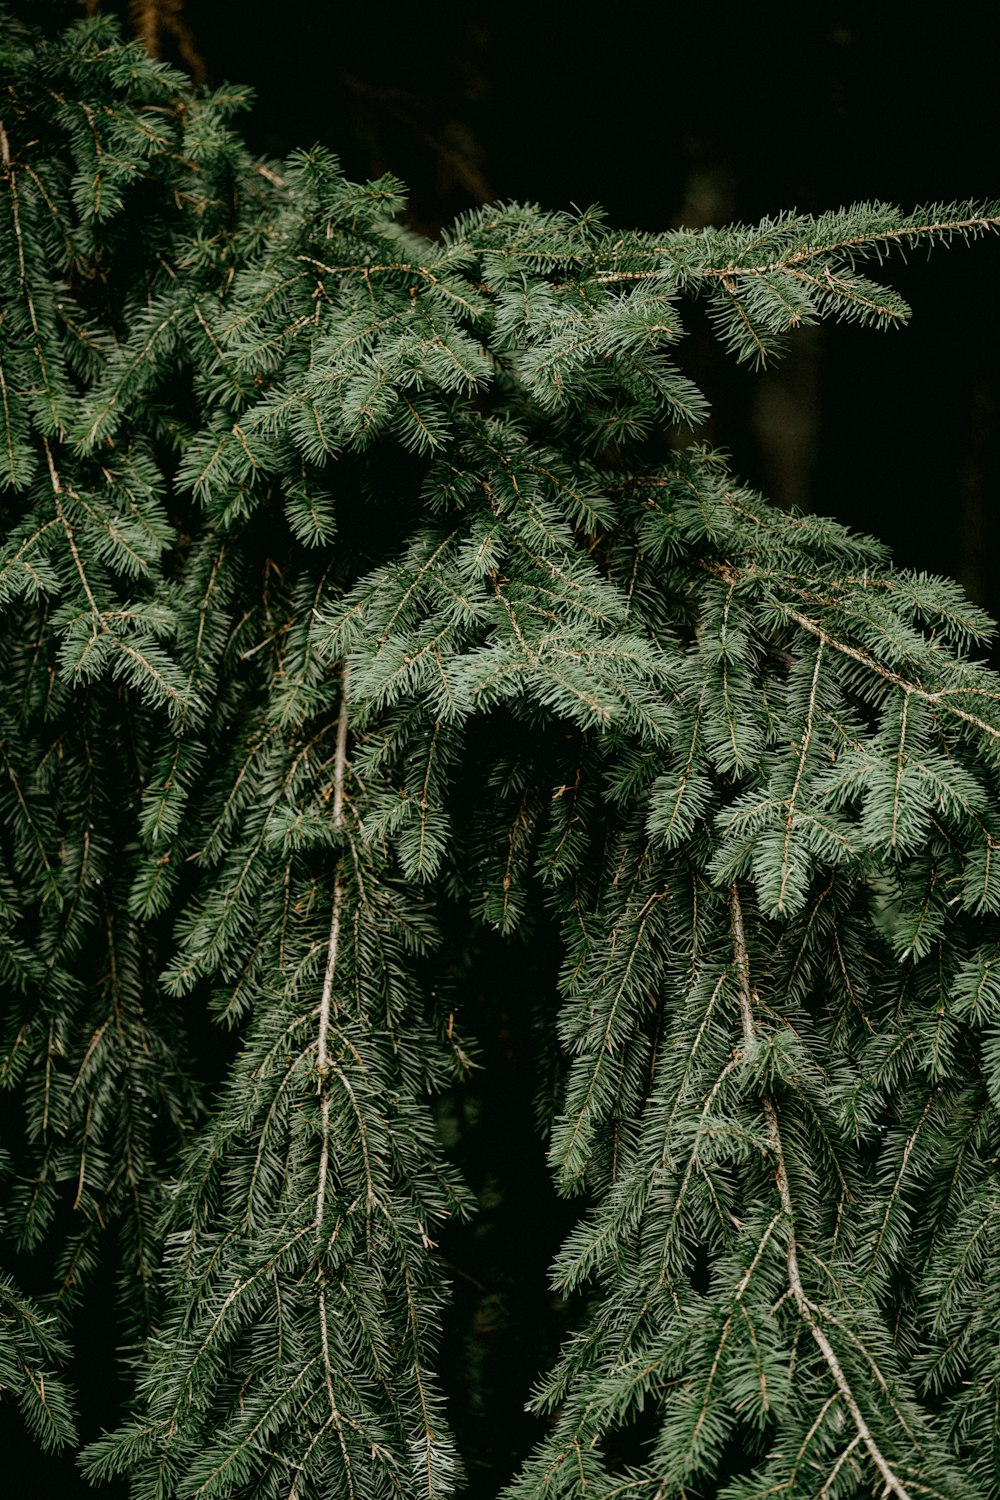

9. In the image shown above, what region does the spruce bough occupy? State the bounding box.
[2,13,1000,1498]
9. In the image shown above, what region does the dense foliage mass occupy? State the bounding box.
[2,14,1000,1499]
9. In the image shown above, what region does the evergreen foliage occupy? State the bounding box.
[2,12,1000,1499]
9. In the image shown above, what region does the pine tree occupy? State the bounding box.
[3,11,1000,1499]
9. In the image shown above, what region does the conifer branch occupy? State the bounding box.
[777,641,824,910]
[729,884,914,1500]
[43,448,101,616]
[592,212,1000,286]
[1,126,64,435]
[318,1286,357,1500]
[784,604,1000,740]
[314,662,350,1237]
[698,212,1000,279]
[2,19,998,1492]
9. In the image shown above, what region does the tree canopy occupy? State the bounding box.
[2,13,1000,1499]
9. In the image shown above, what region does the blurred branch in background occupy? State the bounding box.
[338,61,494,234]
[89,0,207,80]
[128,0,204,80]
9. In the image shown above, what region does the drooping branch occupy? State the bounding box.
[315,661,350,1236]
[728,884,913,1500]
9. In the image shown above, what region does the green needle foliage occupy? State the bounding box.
[2,11,1000,1499]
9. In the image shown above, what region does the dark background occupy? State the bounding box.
[169,0,1000,624]
[9,1,1000,1493]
